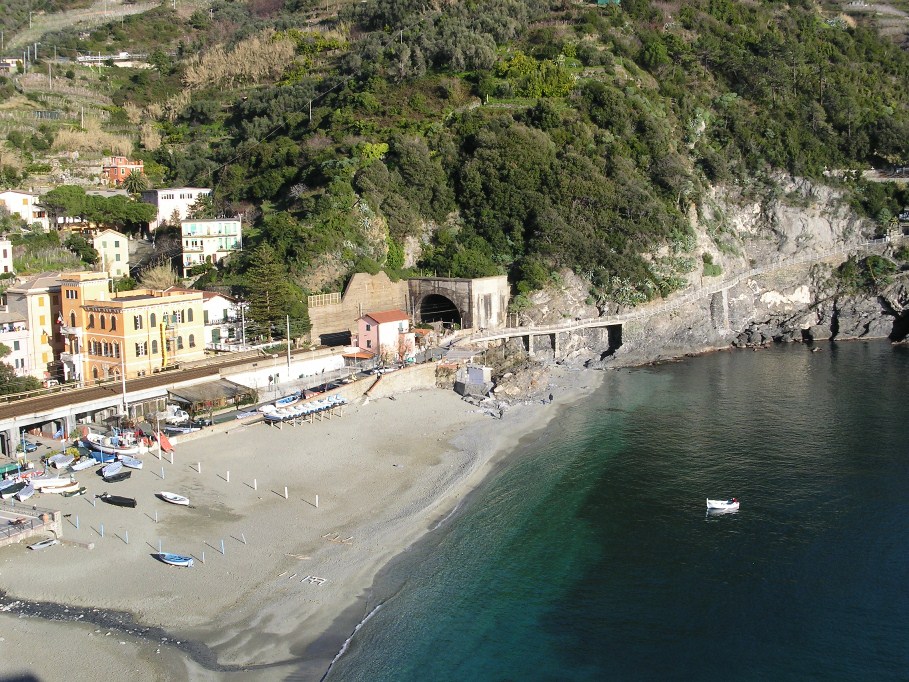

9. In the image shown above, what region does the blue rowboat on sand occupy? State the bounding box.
[157,552,194,568]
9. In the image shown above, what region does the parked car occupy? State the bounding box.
[18,440,38,453]
[165,409,191,425]
[190,417,213,428]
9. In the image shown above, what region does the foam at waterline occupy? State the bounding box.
[320,603,384,682]
[431,498,464,531]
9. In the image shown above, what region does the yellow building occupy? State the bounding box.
[4,273,64,382]
[59,272,205,382]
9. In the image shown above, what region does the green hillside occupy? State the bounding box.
[6,0,909,335]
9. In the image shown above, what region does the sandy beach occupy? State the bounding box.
[0,366,602,680]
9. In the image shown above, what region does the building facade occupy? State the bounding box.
[0,190,49,231]
[140,187,211,232]
[0,239,12,275]
[4,273,64,381]
[356,310,415,364]
[101,156,144,186]
[180,218,242,277]
[0,307,30,377]
[92,229,130,278]
[59,272,205,382]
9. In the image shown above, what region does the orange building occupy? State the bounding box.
[59,272,205,383]
[101,156,144,186]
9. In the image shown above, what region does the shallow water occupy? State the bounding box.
[325,341,909,681]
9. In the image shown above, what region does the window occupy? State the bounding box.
[42,352,48,363]
[151,339,158,354]
[189,334,195,348]
[177,336,184,350]
[65,289,78,299]
[110,316,116,331]
[13,341,19,351]
[100,315,106,330]
[39,315,46,326]
[366,323,371,331]
[115,254,121,262]
[113,343,120,358]
[187,308,193,322]
[366,340,372,348]
[150,313,156,327]
[70,311,76,327]
[135,342,147,356]
[88,314,95,329]
[134,315,143,330]
[92,367,99,379]
[203,310,209,324]
[173,310,184,323]
[38,296,45,307]
[114,240,120,248]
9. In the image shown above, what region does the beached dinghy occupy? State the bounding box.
[15,481,34,501]
[156,552,194,568]
[47,453,75,469]
[61,486,87,497]
[70,456,96,471]
[81,431,141,457]
[706,498,740,510]
[158,491,190,506]
[98,492,137,508]
[43,480,81,494]
[30,475,69,490]
[119,455,143,470]
[0,481,27,499]
[28,538,59,550]
[103,470,132,483]
[101,461,123,478]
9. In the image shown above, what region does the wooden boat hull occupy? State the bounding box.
[103,471,132,483]
[43,481,80,494]
[61,486,87,497]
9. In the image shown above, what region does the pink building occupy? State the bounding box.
[356,309,415,365]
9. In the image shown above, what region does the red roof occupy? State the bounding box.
[363,310,409,325]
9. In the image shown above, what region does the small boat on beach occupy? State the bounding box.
[706,498,740,511]
[61,486,87,497]
[89,450,116,464]
[119,455,143,470]
[98,492,137,508]
[156,552,194,568]
[275,392,301,409]
[0,481,27,499]
[42,480,81,494]
[15,481,35,501]
[30,475,70,490]
[28,538,59,551]
[158,491,190,506]
[103,470,132,483]
[70,456,96,471]
[101,461,123,478]
[47,453,74,469]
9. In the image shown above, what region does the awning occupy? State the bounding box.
[168,379,251,405]
[343,351,375,359]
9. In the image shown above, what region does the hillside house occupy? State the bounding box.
[0,190,49,231]
[101,156,144,186]
[140,187,211,232]
[180,217,242,276]
[92,229,129,278]
[356,309,416,365]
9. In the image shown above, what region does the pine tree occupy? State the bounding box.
[246,244,294,339]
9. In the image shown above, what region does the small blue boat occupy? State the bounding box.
[157,552,194,568]
[275,392,301,408]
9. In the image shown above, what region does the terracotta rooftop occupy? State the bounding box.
[363,309,409,324]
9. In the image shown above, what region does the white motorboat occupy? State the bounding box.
[101,461,123,478]
[158,491,190,506]
[70,456,96,471]
[42,480,81,494]
[81,431,140,457]
[706,498,740,510]
[30,475,70,490]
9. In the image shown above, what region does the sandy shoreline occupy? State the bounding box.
[0,366,603,680]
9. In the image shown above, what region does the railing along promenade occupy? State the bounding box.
[460,237,893,346]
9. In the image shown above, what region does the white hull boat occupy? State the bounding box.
[43,480,81,494]
[158,491,190,506]
[706,498,740,511]
[48,454,75,469]
[15,482,35,501]
[70,456,96,471]
[119,455,143,470]
[157,552,194,567]
[81,432,140,457]
[31,475,70,490]
[101,461,123,478]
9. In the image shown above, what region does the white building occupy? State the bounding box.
[0,190,50,231]
[202,292,241,348]
[0,239,13,275]
[0,307,30,377]
[180,217,242,277]
[356,310,415,365]
[92,229,129,278]
[140,187,211,232]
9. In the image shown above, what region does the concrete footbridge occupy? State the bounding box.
[456,237,892,355]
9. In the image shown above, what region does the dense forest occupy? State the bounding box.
[7,0,909,335]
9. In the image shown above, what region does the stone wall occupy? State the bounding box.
[308,272,409,345]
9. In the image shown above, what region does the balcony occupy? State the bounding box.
[60,352,82,366]
[59,325,83,338]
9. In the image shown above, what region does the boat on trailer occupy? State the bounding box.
[156,552,194,568]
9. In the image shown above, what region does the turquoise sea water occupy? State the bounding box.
[324,341,909,681]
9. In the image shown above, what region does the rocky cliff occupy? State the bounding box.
[518,177,909,370]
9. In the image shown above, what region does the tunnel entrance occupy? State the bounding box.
[419,294,462,327]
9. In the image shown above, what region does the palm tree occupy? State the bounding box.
[123,171,149,195]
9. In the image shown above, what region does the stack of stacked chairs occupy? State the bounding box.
[261,394,349,427]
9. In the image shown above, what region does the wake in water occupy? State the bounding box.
[431,498,465,531]
[320,603,384,682]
